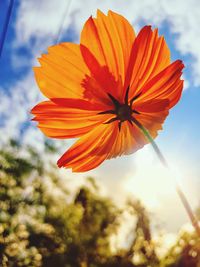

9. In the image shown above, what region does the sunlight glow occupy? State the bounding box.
[122,145,184,209]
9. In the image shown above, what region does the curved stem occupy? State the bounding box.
[132,117,200,236]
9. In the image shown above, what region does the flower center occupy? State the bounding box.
[98,86,141,131]
[117,104,132,122]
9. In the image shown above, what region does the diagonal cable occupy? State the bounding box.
[55,0,73,43]
[0,0,14,57]
[131,116,200,237]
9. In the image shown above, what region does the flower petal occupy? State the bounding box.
[134,99,170,113]
[134,111,169,138]
[57,123,118,172]
[107,109,168,159]
[135,60,184,108]
[126,26,171,99]
[51,98,109,111]
[81,10,135,87]
[31,101,110,138]
[34,43,89,99]
[108,121,147,158]
[80,45,122,103]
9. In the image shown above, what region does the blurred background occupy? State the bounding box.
[0,0,200,266]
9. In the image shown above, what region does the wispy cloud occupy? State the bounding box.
[0,72,42,144]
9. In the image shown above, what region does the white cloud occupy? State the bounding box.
[0,72,42,144]
[14,0,70,44]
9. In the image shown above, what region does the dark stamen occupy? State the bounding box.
[128,120,133,126]
[98,86,141,132]
[107,93,121,109]
[132,110,140,115]
[130,92,142,107]
[98,110,116,115]
[118,121,122,131]
[104,117,118,124]
[124,85,130,105]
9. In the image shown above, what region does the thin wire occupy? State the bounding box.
[132,117,200,237]
[0,0,14,57]
[55,0,73,43]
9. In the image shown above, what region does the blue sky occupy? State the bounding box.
[0,0,200,233]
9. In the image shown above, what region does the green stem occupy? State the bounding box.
[132,117,200,237]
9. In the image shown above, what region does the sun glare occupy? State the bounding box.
[122,146,183,209]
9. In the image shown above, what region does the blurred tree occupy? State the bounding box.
[162,230,200,267]
[124,200,159,266]
[0,140,123,266]
[0,139,199,267]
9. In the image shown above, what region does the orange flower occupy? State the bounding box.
[31,10,184,172]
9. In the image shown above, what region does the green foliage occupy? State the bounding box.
[0,140,199,266]
[161,230,200,267]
